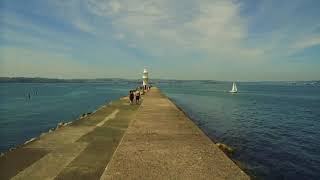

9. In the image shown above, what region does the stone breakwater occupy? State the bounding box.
[0,87,249,180]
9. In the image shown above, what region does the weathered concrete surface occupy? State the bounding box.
[0,98,139,180]
[12,142,88,180]
[101,88,249,180]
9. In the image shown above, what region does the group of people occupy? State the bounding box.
[129,85,152,104]
[129,89,141,104]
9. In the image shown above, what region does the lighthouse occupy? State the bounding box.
[142,68,149,90]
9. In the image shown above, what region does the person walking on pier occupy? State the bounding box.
[129,91,134,104]
[135,90,140,104]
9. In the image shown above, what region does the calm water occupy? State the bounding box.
[157,81,320,179]
[1,81,320,179]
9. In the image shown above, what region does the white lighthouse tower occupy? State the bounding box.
[142,68,149,90]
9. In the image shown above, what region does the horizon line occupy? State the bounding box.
[1,76,319,83]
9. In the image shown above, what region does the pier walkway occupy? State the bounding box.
[0,87,249,180]
[101,88,249,179]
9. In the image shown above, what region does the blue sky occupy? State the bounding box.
[0,0,319,80]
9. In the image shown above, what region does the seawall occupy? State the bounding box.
[0,87,249,179]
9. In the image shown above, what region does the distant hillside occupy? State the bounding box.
[0,77,140,83]
[1,77,319,85]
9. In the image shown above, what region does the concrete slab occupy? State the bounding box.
[0,148,48,180]
[55,101,139,180]
[27,126,94,150]
[97,109,119,127]
[12,142,88,180]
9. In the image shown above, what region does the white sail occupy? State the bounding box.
[229,82,238,93]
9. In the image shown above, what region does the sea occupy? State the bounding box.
[0,80,320,179]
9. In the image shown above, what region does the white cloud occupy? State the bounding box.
[292,36,320,50]
[51,0,315,62]
[83,0,258,59]
[1,14,74,53]
[115,32,125,40]
[86,0,123,16]
[72,19,96,34]
[107,1,122,14]
[183,1,246,51]
[128,43,136,48]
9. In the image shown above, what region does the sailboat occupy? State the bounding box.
[229,82,238,93]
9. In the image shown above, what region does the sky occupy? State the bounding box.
[0,0,320,81]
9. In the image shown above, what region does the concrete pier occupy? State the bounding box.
[0,87,249,180]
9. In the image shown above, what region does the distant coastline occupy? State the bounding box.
[0,77,319,86]
[0,77,140,83]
